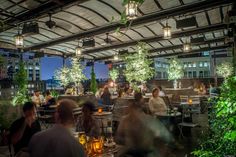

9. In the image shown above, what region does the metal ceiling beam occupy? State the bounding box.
[109,45,229,64]
[1,0,90,32]
[95,37,226,61]
[88,23,226,55]
[150,45,229,58]
[24,0,233,51]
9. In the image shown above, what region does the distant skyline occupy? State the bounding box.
[40,56,109,80]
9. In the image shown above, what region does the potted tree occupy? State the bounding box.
[167,58,184,89]
[123,42,154,91]
[90,65,97,94]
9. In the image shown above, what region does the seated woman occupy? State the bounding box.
[44,90,53,104]
[148,88,167,115]
[101,87,112,106]
[76,101,100,137]
[113,89,129,134]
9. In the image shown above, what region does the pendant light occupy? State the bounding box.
[163,20,171,39]
[125,1,138,20]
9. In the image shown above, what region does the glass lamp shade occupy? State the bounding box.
[183,43,191,52]
[75,47,82,56]
[92,139,103,154]
[98,108,103,113]
[125,1,138,20]
[163,25,171,39]
[114,54,119,61]
[188,98,193,104]
[15,34,24,48]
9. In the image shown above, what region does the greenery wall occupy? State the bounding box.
[193,76,236,157]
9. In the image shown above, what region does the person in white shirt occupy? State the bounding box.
[148,88,167,114]
[158,86,165,96]
[31,90,45,107]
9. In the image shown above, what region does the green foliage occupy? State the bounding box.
[0,105,18,129]
[14,61,27,90]
[192,76,236,157]
[123,42,154,89]
[110,0,145,29]
[216,62,233,78]
[12,61,29,106]
[109,68,119,81]
[0,55,5,68]
[51,90,59,99]
[90,66,97,94]
[167,58,184,81]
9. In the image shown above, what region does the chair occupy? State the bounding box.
[93,113,113,137]
[178,104,199,138]
[37,107,55,129]
[180,95,188,103]
[189,96,201,114]
[73,107,82,120]
[161,96,172,109]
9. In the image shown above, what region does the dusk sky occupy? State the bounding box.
[40,56,109,80]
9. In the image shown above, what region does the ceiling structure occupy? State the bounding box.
[0,0,234,61]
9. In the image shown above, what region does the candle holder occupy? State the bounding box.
[79,132,87,146]
[188,98,193,104]
[98,108,103,113]
[92,138,103,154]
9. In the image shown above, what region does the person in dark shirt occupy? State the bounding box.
[9,102,41,155]
[29,99,86,157]
[76,101,100,137]
[101,87,112,106]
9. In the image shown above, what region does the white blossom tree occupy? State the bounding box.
[123,42,154,90]
[109,68,119,82]
[167,58,184,89]
[54,58,86,90]
[70,58,86,87]
[54,66,71,87]
[216,62,233,79]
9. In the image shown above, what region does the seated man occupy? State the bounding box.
[29,99,86,157]
[9,102,41,155]
[31,90,44,107]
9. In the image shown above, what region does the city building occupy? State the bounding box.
[154,51,233,80]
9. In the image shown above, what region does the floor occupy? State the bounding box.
[0,113,208,157]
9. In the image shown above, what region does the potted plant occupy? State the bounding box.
[109,68,119,82]
[167,58,184,89]
[12,61,29,107]
[123,42,154,91]
[90,65,97,94]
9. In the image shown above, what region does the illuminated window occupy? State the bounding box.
[188,63,192,67]
[199,62,203,67]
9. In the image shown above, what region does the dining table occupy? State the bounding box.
[73,132,121,157]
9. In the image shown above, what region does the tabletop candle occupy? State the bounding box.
[98,108,103,113]
[188,98,193,104]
